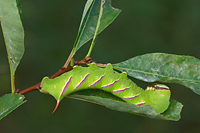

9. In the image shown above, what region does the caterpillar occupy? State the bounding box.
[40,63,170,113]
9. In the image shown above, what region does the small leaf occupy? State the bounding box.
[73,0,121,53]
[68,89,182,121]
[112,53,200,95]
[0,0,24,76]
[0,0,24,92]
[0,93,26,120]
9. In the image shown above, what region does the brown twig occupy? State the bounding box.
[18,57,92,95]
[74,56,92,65]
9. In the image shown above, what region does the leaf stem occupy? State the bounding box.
[86,0,103,57]
[10,68,15,93]
[70,58,74,66]
[86,37,98,57]
[63,48,75,68]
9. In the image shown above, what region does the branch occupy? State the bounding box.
[18,57,92,95]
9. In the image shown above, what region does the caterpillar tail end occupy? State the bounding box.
[52,101,60,114]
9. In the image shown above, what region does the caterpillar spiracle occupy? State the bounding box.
[40,63,171,113]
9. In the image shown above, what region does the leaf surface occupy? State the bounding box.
[112,53,200,95]
[0,0,24,75]
[0,0,24,92]
[0,94,26,120]
[69,89,182,121]
[73,0,121,53]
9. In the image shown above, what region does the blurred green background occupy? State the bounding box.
[1,0,200,132]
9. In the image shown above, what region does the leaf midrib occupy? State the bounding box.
[113,66,200,83]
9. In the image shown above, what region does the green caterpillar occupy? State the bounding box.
[40,63,170,113]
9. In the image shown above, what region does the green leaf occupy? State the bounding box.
[73,0,121,53]
[69,89,182,121]
[0,0,24,92]
[0,94,26,120]
[112,53,200,95]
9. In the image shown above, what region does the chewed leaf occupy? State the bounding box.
[112,53,200,95]
[68,89,182,121]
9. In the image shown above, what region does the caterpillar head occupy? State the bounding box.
[145,84,171,113]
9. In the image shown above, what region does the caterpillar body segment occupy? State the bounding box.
[40,63,170,113]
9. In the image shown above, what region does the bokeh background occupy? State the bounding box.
[1,0,200,132]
